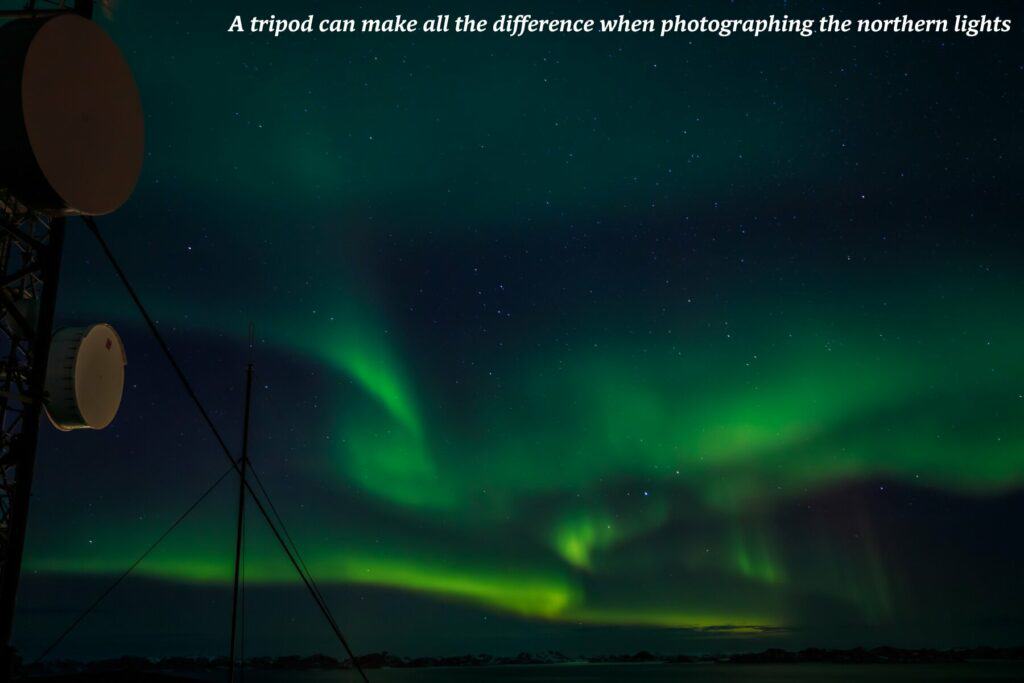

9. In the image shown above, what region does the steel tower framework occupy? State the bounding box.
[0,0,93,668]
[0,192,66,666]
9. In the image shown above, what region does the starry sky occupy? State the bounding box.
[9,0,1024,661]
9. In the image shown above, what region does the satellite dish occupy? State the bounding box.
[0,14,144,215]
[44,323,127,431]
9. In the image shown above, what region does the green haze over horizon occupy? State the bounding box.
[13,0,1024,658]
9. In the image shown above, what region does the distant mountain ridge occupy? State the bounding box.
[18,645,1024,676]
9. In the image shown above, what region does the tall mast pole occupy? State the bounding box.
[228,328,254,682]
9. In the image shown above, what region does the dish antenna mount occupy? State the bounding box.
[0,1,143,672]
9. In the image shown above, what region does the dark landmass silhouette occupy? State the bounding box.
[16,645,1024,679]
[26,674,194,683]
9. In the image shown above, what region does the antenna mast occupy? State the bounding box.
[0,3,91,673]
[0,0,142,672]
[0,210,66,675]
[228,326,255,682]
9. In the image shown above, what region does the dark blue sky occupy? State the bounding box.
[10,0,1024,660]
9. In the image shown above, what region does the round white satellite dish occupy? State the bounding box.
[44,323,127,431]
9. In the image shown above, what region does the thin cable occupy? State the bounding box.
[83,216,369,682]
[245,462,352,664]
[247,462,327,606]
[243,406,340,652]
[241,349,332,621]
[239,478,368,681]
[235,344,322,610]
[229,360,253,683]
[82,217,235,464]
[34,464,235,663]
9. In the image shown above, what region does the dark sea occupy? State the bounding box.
[187,662,1024,682]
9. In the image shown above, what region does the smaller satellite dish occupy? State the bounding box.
[44,323,127,431]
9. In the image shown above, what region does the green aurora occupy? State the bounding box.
[29,272,1024,637]
[13,0,1024,658]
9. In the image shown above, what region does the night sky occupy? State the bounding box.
[10,0,1024,661]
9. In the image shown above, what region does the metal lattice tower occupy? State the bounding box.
[0,0,97,668]
[0,190,66,665]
